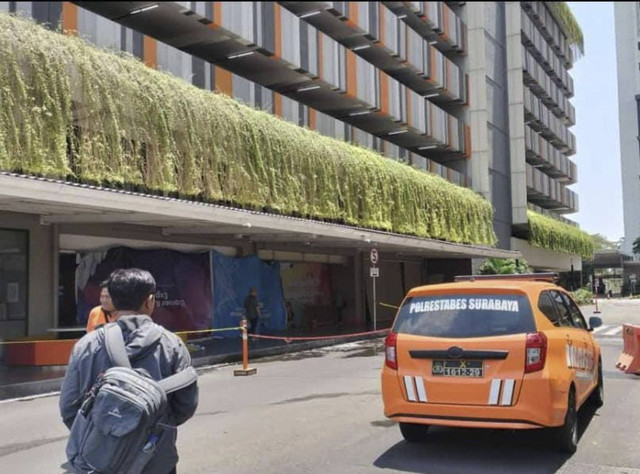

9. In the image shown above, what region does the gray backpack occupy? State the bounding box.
[66,323,197,474]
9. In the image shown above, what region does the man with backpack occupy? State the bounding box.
[60,268,198,474]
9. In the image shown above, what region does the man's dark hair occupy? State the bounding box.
[108,268,156,311]
[99,279,110,289]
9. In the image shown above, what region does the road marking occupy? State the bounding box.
[592,325,611,334]
[602,326,622,337]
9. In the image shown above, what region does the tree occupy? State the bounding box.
[590,233,620,252]
[478,258,530,275]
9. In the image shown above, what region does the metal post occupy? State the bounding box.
[234,318,257,376]
[373,274,377,331]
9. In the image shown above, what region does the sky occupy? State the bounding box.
[568,2,624,242]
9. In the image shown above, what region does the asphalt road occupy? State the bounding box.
[1,298,640,473]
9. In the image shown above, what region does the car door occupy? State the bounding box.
[560,292,598,401]
[550,290,591,402]
[537,290,574,381]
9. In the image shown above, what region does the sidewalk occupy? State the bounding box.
[0,323,390,401]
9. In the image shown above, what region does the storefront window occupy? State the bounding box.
[0,229,28,322]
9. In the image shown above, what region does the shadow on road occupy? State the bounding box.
[373,404,599,474]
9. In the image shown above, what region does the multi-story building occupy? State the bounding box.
[614,2,640,258]
[0,2,590,344]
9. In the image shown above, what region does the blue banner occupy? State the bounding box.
[210,251,286,335]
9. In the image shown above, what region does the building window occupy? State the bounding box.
[0,229,28,323]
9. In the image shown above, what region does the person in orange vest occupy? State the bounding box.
[86,280,116,332]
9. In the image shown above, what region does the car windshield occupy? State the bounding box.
[393,293,535,338]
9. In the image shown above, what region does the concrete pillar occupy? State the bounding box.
[505,1,527,226]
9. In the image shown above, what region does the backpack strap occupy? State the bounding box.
[158,366,198,394]
[104,322,197,392]
[104,323,132,369]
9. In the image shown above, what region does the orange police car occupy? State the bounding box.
[381,273,603,453]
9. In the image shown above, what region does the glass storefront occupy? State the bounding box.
[0,229,28,323]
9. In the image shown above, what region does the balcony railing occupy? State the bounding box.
[522,45,575,125]
[526,163,578,213]
[525,125,577,184]
[523,87,576,156]
[521,11,574,98]
[521,1,574,68]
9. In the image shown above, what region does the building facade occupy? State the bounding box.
[614,2,640,258]
[0,2,589,344]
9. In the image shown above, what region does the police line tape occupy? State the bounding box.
[0,326,243,345]
[249,327,391,344]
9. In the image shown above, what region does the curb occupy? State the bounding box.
[193,331,386,368]
[0,332,387,401]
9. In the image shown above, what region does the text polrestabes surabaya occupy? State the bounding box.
[409,298,519,313]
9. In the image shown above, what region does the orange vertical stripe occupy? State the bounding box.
[274,3,282,58]
[213,2,222,25]
[308,109,316,130]
[143,36,157,68]
[406,88,412,124]
[350,2,359,25]
[274,93,283,117]
[346,50,357,98]
[380,71,389,114]
[215,66,233,96]
[61,2,78,36]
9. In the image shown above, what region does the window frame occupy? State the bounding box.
[548,290,574,328]
[537,290,562,327]
[559,291,588,330]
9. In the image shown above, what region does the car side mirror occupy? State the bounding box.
[588,316,602,331]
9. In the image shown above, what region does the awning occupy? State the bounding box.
[0,172,518,260]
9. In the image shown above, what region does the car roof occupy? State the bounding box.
[407,280,561,296]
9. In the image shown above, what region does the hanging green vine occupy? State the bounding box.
[528,210,594,259]
[546,2,584,56]
[0,13,497,246]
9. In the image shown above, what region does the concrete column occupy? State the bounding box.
[52,224,60,328]
[466,1,491,200]
[505,1,527,226]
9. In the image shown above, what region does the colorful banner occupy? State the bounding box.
[280,262,333,327]
[210,251,286,334]
[76,247,212,331]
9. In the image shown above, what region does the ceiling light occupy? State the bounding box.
[418,145,438,150]
[130,4,159,15]
[428,40,438,45]
[299,10,322,19]
[398,14,407,19]
[425,93,439,98]
[297,85,321,92]
[388,129,408,136]
[352,45,372,51]
[227,51,255,60]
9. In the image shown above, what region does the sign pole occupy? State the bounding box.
[369,248,379,331]
[373,272,377,331]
